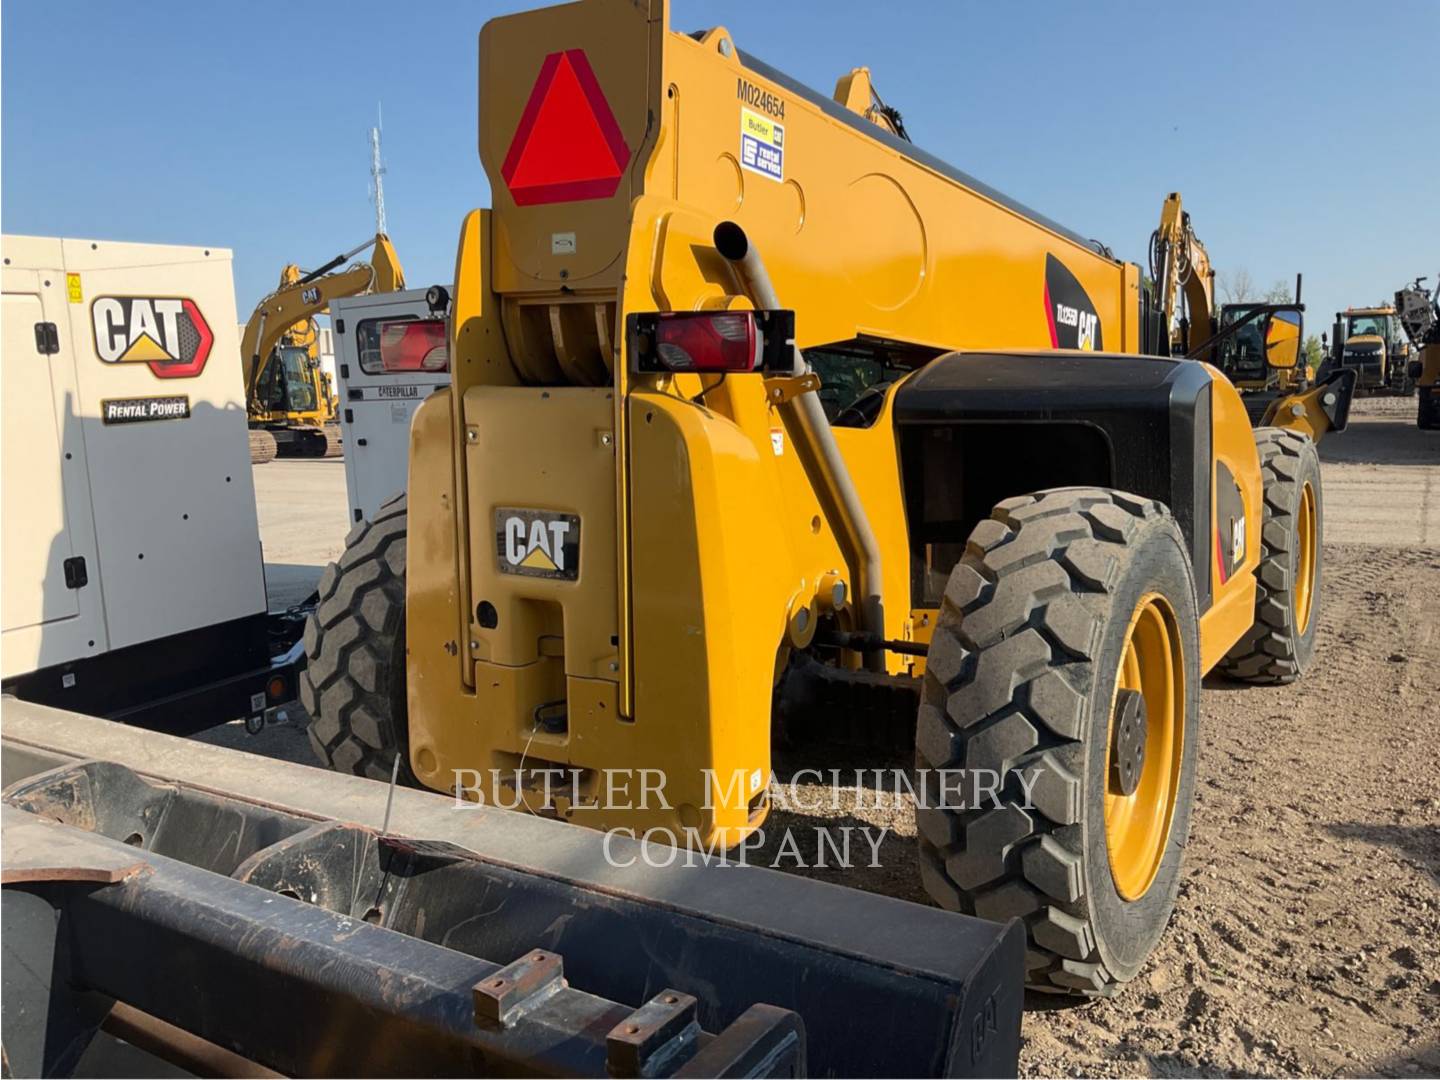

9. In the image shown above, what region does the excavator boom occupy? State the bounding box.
[1151,191,1216,354]
[240,232,405,394]
[241,233,405,459]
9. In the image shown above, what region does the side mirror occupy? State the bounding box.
[1263,308,1303,369]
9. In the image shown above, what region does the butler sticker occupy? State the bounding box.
[1043,255,1103,352]
[740,106,784,182]
[496,507,581,581]
[91,297,214,378]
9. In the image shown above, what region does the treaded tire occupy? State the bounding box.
[1419,389,1440,430]
[301,494,415,784]
[249,429,277,465]
[1217,428,1322,685]
[915,487,1200,997]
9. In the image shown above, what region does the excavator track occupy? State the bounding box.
[248,429,277,465]
[322,421,343,458]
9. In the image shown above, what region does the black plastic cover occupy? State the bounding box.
[895,351,1214,611]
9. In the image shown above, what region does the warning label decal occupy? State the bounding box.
[740,106,784,182]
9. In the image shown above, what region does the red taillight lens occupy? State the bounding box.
[651,312,760,372]
[378,320,449,372]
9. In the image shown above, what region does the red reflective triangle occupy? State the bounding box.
[501,50,630,206]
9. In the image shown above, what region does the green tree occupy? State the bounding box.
[1303,334,1323,372]
[1263,280,1294,303]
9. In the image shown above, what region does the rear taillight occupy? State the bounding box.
[378,319,449,373]
[655,312,759,372]
[628,310,795,374]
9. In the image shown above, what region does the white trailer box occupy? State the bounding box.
[2,236,278,726]
[331,289,451,524]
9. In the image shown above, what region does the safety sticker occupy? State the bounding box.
[66,273,83,304]
[740,107,784,182]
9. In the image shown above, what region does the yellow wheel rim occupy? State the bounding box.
[1104,593,1185,901]
[1294,481,1317,635]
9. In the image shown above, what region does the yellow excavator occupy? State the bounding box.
[1152,193,1342,425]
[303,0,1355,1001]
[243,234,404,462]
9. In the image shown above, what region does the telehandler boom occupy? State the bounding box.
[305,0,1339,999]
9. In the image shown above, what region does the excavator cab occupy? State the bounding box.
[255,343,320,414]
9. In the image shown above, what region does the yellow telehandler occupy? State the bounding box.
[303,0,1350,998]
[242,233,404,461]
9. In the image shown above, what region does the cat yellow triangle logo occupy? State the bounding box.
[519,546,558,572]
[117,333,174,364]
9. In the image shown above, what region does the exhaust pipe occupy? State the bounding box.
[713,222,885,669]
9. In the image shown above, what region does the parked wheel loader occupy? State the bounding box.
[304,0,1350,999]
[242,234,405,461]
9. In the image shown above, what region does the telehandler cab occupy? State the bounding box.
[304,0,1347,997]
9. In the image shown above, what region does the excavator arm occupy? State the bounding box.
[1152,195,1353,442]
[240,233,405,404]
[1150,192,1216,355]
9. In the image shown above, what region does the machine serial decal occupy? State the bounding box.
[740,106,784,182]
[99,395,191,425]
[91,296,214,378]
[1043,255,1103,351]
[737,78,785,120]
[495,507,581,580]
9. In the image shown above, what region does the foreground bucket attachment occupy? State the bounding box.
[1,702,1023,1078]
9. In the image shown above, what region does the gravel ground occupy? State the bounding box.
[223,396,1439,1076]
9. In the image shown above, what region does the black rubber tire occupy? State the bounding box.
[914,488,1200,997]
[1217,428,1322,685]
[248,429,277,465]
[322,422,344,458]
[301,494,416,784]
[1419,389,1440,430]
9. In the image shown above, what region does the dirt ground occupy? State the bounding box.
[224,397,1439,1077]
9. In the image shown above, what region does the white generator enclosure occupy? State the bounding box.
[331,288,451,524]
[2,236,268,689]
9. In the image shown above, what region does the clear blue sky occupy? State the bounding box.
[5,1,1437,336]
